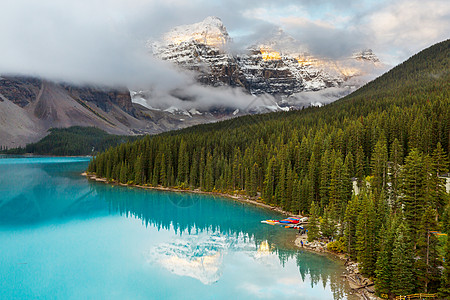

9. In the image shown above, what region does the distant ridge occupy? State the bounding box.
[341,39,449,101]
[0,77,229,148]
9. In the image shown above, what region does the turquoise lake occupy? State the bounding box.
[0,156,353,299]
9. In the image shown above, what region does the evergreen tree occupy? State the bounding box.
[375,225,394,296]
[389,138,403,211]
[371,139,388,195]
[328,157,342,212]
[308,201,320,242]
[439,234,450,298]
[442,203,450,235]
[152,153,160,186]
[308,152,319,204]
[291,179,300,213]
[275,160,286,207]
[345,151,355,181]
[355,193,377,276]
[432,142,449,214]
[112,163,119,182]
[344,195,360,259]
[134,154,143,185]
[415,206,440,292]
[319,150,330,210]
[105,156,112,180]
[177,139,189,184]
[355,145,365,187]
[391,222,416,296]
[96,156,104,178]
[248,162,258,197]
[204,152,214,191]
[189,150,199,188]
[321,206,336,240]
[401,148,426,240]
[160,153,167,186]
[119,162,127,184]
[263,157,276,204]
[423,155,438,213]
[232,148,242,190]
[285,165,294,211]
[390,138,404,165]
[297,175,312,214]
[341,154,352,206]
[374,191,389,241]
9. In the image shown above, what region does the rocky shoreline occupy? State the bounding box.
[294,235,380,300]
[83,171,380,300]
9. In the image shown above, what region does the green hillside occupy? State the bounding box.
[88,40,450,297]
[2,126,138,156]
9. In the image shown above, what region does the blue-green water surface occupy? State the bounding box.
[0,157,352,299]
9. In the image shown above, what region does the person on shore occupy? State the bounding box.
[300,240,303,247]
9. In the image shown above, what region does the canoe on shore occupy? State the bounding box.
[261,217,308,229]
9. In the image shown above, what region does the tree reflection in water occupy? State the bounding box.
[92,183,350,299]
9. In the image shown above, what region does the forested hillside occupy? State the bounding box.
[88,39,450,297]
[1,127,138,156]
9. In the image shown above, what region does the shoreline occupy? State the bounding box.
[0,154,92,158]
[83,172,380,300]
[82,172,296,217]
[294,235,379,300]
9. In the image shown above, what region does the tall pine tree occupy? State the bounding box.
[308,201,320,242]
[391,222,416,296]
[401,148,426,240]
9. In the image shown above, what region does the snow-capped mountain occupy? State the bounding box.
[158,16,231,49]
[147,16,382,112]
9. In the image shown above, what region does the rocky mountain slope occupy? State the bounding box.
[0,77,228,148]
[150,17,381,101]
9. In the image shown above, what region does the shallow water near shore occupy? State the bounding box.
[0,156,354,299]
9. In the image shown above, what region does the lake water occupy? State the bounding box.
[0,156,353,299]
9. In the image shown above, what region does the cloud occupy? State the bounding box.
[0,0,194,89]
[0,0,271,87]
[239,0,449,63]
[288,87,355,108]
[283,18,367,58]
[0,0,447,96]
[363,0,450,64]
[135,84,279,112]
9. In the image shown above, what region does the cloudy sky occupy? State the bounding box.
[0,0,448,88]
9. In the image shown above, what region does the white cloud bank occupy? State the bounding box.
[0,0,447,109]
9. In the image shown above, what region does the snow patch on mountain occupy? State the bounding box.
[155,16,230,50]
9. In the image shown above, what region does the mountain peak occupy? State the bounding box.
[162,16,230,48]
[352,49,380,63]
